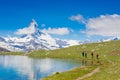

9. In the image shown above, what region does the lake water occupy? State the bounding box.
[0,55,82,80]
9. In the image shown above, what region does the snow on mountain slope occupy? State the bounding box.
[55,39,80,48]
[0,39,19,51]
[0,19,81,52]
[99,37,120,42]
[2,20,59,51]
[0,37,6,42]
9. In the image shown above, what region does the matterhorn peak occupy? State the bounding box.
[29,19,45,36]
[30,19,38,28]
[29,19,39,33]
[23,19,40,36]
[15,19,40,35]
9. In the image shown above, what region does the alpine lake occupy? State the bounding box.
[0,55,87,80]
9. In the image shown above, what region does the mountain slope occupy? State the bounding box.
[29,40,120,58]
[4,20,59,51]
[0,19,80,52]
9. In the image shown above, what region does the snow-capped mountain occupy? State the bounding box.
[99,37,120,42]
[0,19,80,52]
[55,39,81,48]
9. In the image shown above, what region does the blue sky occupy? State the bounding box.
[0,0,120,41]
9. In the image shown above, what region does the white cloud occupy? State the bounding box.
[15,26,36,35]
[69,14,85,24]
[42,27,70,35]
[15,19,37,35]
[86,14,120,36]
[41,24,45,27]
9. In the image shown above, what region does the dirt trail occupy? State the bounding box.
[75,67,100,80]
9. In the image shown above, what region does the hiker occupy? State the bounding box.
[85,52,87,58]
[91,52,94,58]
[82,51,85,57]
[96,53,99,59]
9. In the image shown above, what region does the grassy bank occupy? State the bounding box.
[28,40,120,80]
[42,66,98,80]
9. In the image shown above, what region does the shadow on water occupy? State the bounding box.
[81,59,102,66]
[82,59,87,66]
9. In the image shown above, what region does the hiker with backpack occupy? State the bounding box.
[91,52,94,58]
[82,51,85,57]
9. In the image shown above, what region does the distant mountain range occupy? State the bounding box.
[0,20,119,52]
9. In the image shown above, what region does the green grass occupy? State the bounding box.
[28,40,120,80]
[28,44,98,59]
[42,66,97,80]
[29,40,120,59]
